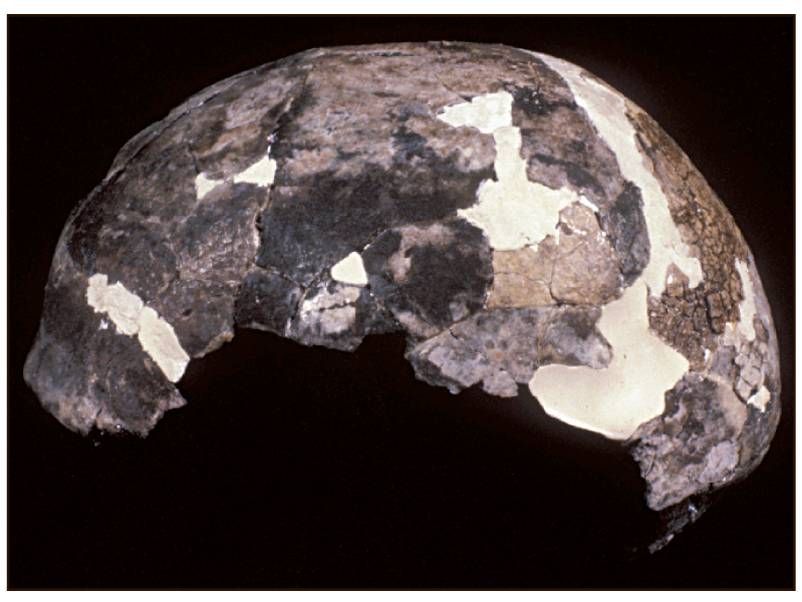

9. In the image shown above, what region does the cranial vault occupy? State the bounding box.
[24,42,781,550]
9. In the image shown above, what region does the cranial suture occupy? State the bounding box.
[25,43,781,549]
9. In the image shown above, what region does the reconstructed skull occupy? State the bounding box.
[24,42,781,548]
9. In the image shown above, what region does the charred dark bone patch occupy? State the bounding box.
[531,151,607,200]
[152,279,238,357]
[93,219,179,300]
[362,217,494,338]
[257,159,493,287]
[66,119,201,279]
[172,182,267,283]
[599,181,651,286]
[184,57,314,180]
[234,268,303,336]
[260,41,651,299]
[258,67,496,288]
[77,179,267,359]
[391,125,431,163]
[507,83,578,118]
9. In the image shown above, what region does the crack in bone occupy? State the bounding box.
[298,285,361,337]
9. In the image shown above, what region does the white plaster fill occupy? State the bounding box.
[87,275,142,336]
[529,280,689,440]
[232,154,278,187]
[137,307,191,383]
[331,251,368,286]
[437,91,577,250]
[578,196,600,213]
[437,91,513,134]
[533,52,702,297]
[747,385,770,412]
[519,53,709,440]
[194,173,220,200]
[86,274,189,382]
[194,146,277,200]
[734,258,757,341]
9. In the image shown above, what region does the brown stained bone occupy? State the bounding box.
[487,244,556,309]
[488,203,621,309]
[629,106,749,348]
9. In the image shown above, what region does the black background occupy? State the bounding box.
[8,16,795,589]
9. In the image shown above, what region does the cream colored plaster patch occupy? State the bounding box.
[195,146,277,200]
[515,52,710,440]
[137,307,190,382]
[437,92,577,250]
[194,173,221,200]
[437,91,513,134]
[719,322,740,348]
[529,280,689,440]
[747,385,771,412]
[232,154,277,187]
[331,252,368,286]
[87,274,143,336]
[533,52,702,297]
[86,274,190,382]
[734,258,757,341]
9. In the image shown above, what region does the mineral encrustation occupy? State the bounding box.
[24,43,781,545]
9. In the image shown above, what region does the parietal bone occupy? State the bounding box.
[24,43,781,547]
